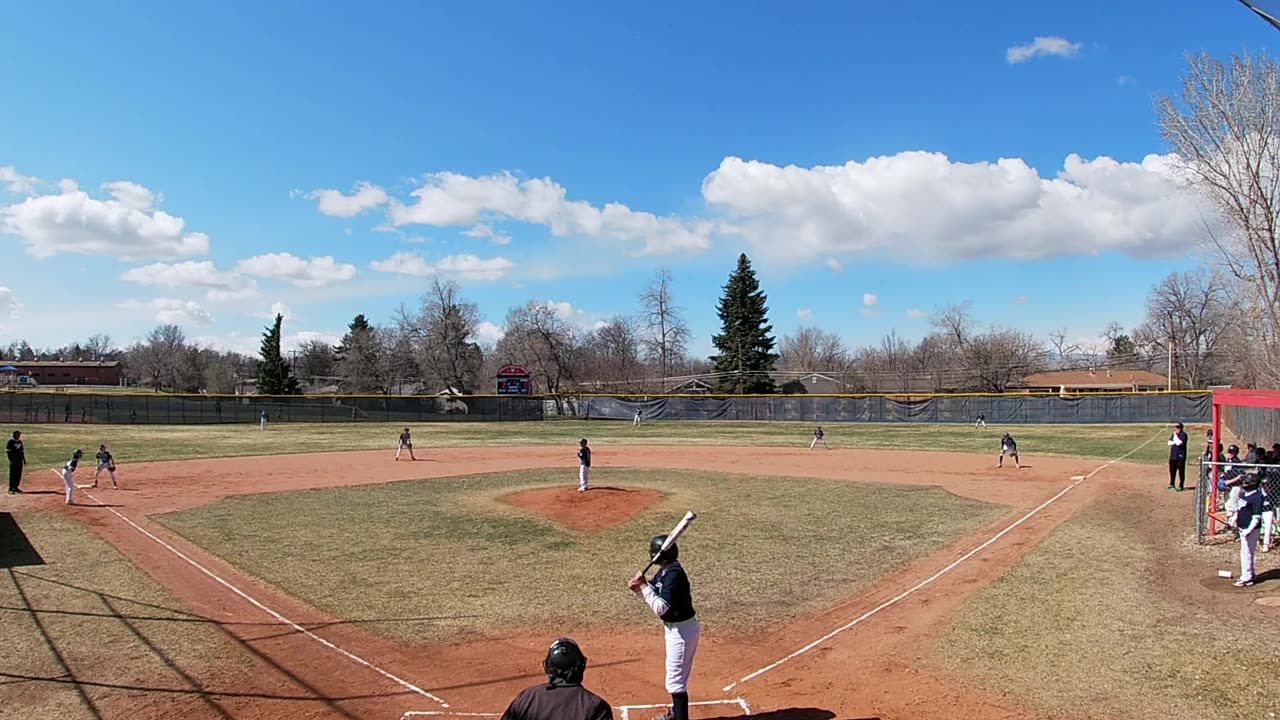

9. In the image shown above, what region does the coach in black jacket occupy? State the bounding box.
[1167,422,1188,491]
[6,430,24,494]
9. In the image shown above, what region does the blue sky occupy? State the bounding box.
[0,1,1272,359]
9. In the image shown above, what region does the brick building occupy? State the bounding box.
[2,360,124,386]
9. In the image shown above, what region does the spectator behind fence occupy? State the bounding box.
[500,638,612,720]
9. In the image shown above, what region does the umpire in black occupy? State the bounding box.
[6,430,24,494]
[501,638,612,720]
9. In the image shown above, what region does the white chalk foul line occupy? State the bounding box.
[54,470,449,708]
[401,713,498,719]
[722,425,1171,693]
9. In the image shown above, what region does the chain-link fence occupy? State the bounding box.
[1222,403,1280,446]
[557,392,1212,424]
[0,391,544,425]
[1194,458,1279,546]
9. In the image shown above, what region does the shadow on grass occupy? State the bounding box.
[0,513,45,569]
[5,569,487,717]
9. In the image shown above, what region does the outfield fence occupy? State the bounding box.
[0,389,1211,426]
[560,391,1212,424]
[0,391,544,425]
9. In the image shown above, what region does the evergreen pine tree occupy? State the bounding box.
[257,314,301,395]
[709,253,779,393]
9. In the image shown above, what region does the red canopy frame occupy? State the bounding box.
[1209,388,1280,534]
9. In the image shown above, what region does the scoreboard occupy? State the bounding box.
[495,365,532,395]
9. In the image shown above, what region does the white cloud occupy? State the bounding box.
[305,181,389,217]
[1006,36,1082,64]
[702,152,1210,264]
[0,166,37,195]
[194,329,340,356]
[234,253,357,288]
[101,180,158,211]
[825,257,844,273]
[206,286,263,303]
[462,223,512,245]
[120,261,240,289]
[2,180,210,259]
[905,308,928,319]
[475,321,505,346]
[57,178,79,193]
[1014,295,1030,304]
[797,307,813,319]
[369,251,515,281]
[285,330,340,351]
[542,300,584,322]
[1116,75,1135,87]
[386,170,712,255]
[255,302,294,321]
[859,308,881,317]
[118,298,214,326]
[0,286,20,320]
[862,293,878,307]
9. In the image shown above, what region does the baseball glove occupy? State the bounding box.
[108,463,116,472]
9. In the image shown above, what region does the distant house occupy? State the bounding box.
[665,378,713,394]
[0,360,123,386]
[775,372,846,395]
[1017,369,1168,394]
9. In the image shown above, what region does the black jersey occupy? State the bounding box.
[500,680,612,720]
[649,561,696,624]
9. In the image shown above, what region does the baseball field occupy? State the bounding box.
[2,419,1277,720]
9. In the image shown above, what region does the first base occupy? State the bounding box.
[1070,475,1085,480]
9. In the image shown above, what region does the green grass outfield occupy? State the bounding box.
[155,468,1002,643]
[7,420,1177,468]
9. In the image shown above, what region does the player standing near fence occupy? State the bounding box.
[6,430,24,494]
[93,444,118,489]
[396,428,417,461]
[1167,422,1188,491]
[975,413,986,429]
[634,409,643,427]
[577,439,591,492]
[629,534,699,720]
[1234,474,1264,587]
[259,409,268,431]
[61,449,82,505]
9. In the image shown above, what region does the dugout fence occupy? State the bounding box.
[559,391,1212,424]
[0,391,544,425]
[1197,387,1280,543]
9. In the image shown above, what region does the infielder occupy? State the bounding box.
[396,428,417,461]
[997,432,1020,469]
[61,449,83,505]
[975,412,986,429]
[577,438,591,492]
[93,444,118,489]
[259,409,269,431]
[629,534,699,720]
[634,409,643,427]
[809,425,829,450]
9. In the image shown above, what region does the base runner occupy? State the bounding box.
[61,449,83,505]
[629,534,699,720]
[93,444,118,489]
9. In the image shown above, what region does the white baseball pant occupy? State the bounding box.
[94,462,117,486]
[1262,510,1275,551]
[1240,526,1260,582]
[61,469,74,504]
[663,618,700,693]
[579,465,589,491]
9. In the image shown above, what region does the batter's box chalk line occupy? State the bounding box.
[401,698,752,720]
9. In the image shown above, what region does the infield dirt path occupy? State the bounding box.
[10,445,1151,720]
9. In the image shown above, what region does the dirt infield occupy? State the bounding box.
[502,485,666,530]
[4,445,1149,719]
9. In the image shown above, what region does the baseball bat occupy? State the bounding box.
[640,510,697,575]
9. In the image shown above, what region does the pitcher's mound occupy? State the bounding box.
[501,486,664,530]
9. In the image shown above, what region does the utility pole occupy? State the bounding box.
[1166,312,1175,391]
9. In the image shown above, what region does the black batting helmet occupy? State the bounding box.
[543,637,586,684]
[650,534,678,564]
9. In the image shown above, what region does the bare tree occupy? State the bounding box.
[125,324,188,391]
[639,268,691,379]
[294,339,336,386]
[911,333,955,392]
[1046,327,1080,368]
[397,278,484,394]
[581,316,646,392]
[1158,50,1280,384]
[931,301,976,349]
[84,334,115,361]
[964,327,1044,392]
[879,331,914,392]
[1135,268,1232,389]
[779,327,851,373]
[334,314,391,394]
[496,301,580,410]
